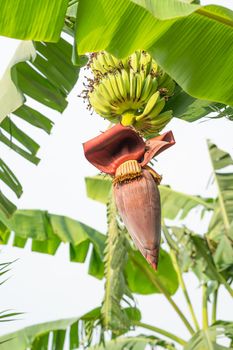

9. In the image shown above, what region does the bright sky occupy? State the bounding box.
[0,0,232,346]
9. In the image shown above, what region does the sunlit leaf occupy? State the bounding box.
[0,0,69,41]
[76,0,233,106]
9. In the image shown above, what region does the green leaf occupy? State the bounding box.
[131,0,200,20]
[1,118,39,155]
[207,142,233,270]
[0,208,179,296]
[13,105,53,134]
[0,317,77,350]
[0,37,81,217]
[184,323,233,350]
[85,175,113,204]
[0,308,157,350]
[0,0,69,41]
[0,210,105,280]
[125,248,178,295]
[0,191,17,218]
[0,160,22,198]
[76,0,233,105]
[167,227,220,281]
[166,226,233,298]
[160,185,213,220]
[165,86,225,122]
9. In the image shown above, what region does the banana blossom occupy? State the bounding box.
[83,124,175,270]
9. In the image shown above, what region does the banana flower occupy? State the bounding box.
[83,124,175,270]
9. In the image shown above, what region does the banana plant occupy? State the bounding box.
[2,0,233,217]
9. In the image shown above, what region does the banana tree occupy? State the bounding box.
[1,0,233,217]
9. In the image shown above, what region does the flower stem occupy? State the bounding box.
[202,283,209,329]
[134,321,187,346]
[130,254,195,335]
[211,288,218,324]
[170,250,200,332]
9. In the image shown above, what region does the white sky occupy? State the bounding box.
[0,0,233,346]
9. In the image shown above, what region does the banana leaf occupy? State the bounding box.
[75,0,233,106]
[0,209,178,295]
[0,37,81,217]
[207,142,233,272]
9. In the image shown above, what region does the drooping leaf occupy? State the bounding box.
[0,210,105,279]
[0,317,77,350]
[0,191,17,218]
[0,160,22,199]
[75,0,233,106]
[0,159,22,217]
[0,209,179,295]
[0,0,69,41]
[0,37,81,217]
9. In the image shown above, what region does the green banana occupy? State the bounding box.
[86,50,175,135]
[135,73,142,101]
[148,98,166,119]
[140,74,153,102]
[136,91,160,119]
[129,69,136,101]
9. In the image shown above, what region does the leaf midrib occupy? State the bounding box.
[197,8,233,29]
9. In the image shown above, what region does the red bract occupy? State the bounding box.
[83,124,175,270]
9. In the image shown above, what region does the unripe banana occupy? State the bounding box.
[129,69,136,101]
[121,69,130,97]
[86,50,175,135]
[148,98,166,119]
[137,91,160,119]
[109,75,122,102]
[135,73,142,101]
[140,74,153,102]
[115,72,127,101]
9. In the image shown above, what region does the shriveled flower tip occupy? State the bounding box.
[83,124,175,175]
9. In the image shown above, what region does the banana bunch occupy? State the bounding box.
[86,50,175,136]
